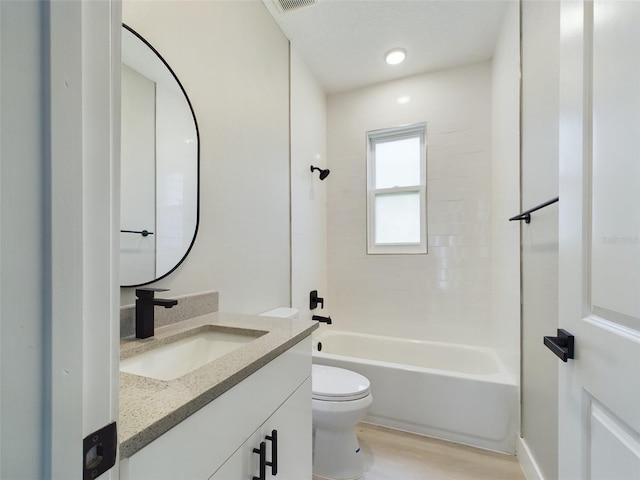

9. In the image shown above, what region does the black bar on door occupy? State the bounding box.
[543,328,575,362]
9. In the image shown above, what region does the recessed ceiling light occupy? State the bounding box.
[396,96,411,105]
[385,48,406,65]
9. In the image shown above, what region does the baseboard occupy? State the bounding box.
[516,436,545,480]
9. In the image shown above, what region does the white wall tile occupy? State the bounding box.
[327,61,495,346]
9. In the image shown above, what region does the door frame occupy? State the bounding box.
[557,3,591,476]
[1,0,120,476]
[48,0,121,476]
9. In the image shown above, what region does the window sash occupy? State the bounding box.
[372,187,424,245]
[366,123,427,254]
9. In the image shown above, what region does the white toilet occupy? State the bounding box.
[312,364,372,480]
[258,308,372,479]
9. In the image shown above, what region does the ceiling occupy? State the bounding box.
[263,0,510,94]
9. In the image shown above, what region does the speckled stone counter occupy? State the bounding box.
[119,312,317,458]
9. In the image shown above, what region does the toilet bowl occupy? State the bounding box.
[312,364,372,480]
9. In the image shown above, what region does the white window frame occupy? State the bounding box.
[366,122,427,255]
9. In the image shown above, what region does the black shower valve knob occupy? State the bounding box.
[310,290,324,310]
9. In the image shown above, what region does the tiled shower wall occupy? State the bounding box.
[326,61,495,346]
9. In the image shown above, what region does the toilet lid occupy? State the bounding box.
[312,364,371,401]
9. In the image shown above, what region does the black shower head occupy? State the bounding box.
[310,165,330,180]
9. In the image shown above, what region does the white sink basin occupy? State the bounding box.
[120,327,266,381]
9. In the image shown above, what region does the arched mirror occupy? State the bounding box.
[120,24,199,287]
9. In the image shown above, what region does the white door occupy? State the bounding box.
[558,1,640,479]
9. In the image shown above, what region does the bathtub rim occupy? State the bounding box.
[312,329,517,386]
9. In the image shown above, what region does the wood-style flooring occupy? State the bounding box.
[315,423,526,480]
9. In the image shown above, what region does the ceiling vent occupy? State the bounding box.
[274,0,317,13]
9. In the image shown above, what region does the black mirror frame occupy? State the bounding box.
[120,23,200,288]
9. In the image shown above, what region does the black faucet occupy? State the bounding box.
[135,288,178,339]
[312,315,332,325]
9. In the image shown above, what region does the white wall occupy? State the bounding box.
[327,62,494,345]
[490,0,521,381]
[121,1,291,314]
[520,1,560,478]
[1,3,47,476]
[290,47,328,321]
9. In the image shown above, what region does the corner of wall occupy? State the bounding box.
[290,46,329,322]
[517,435,546,480]
[490,0,521,383]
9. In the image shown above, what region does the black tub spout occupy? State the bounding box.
[312,315,332,325]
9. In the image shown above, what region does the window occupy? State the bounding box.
[366,123,427,254]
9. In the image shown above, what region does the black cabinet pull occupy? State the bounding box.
[253,441,266,480]
[265,430,278,476]
[543,329,575,362]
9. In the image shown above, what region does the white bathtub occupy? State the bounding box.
[312,330,518,453]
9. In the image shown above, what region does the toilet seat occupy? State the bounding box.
[312,364,371,401]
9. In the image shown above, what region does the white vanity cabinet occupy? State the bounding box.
[120,338,311,480]
[209,377,311,479]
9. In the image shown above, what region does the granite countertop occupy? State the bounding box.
[119,312,317,458]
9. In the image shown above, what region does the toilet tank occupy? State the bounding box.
[258,307,299,319]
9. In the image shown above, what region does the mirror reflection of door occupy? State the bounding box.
[154,71,198,277]
[121,64,157,283]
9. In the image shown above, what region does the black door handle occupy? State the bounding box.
[543,329,575,362]
[265,429,277,476]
